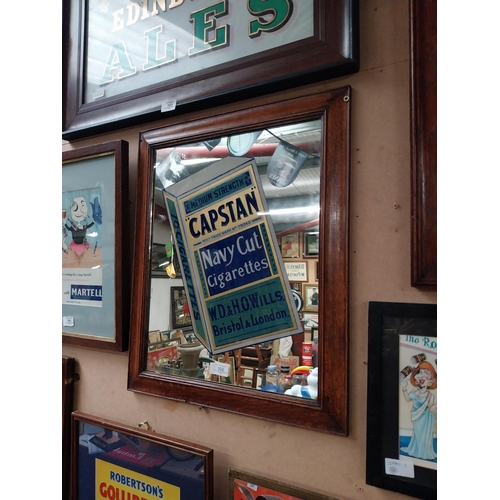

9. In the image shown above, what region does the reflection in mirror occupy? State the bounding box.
[129,87,349,434]
[147,120,321,397]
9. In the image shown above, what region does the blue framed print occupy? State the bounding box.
[62,140,130,351]
[72,411,214,500]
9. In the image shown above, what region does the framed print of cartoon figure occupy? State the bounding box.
[62,140,129,351]
[366,301,437,500]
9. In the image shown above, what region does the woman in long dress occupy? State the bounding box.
[400,361,437,460]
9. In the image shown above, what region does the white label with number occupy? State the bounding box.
[209,361,230,377]
[385,458,415,478]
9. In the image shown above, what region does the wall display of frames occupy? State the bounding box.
[62,140,129,351]
[72,411,214,500]
[278,220,319,260]
[128,85,350,435]
[366,301,437,499]
[62,0,359,139]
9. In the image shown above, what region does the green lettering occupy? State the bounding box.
[248,0,294,38]
[189,0,229,56]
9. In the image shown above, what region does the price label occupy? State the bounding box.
[161,100,177,112]
[63,316,75,327]
[384,458,415,478]
[209,361,230,377]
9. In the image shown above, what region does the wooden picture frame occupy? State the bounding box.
[311,326,318,340]
[62,0,359,139]
[216,354,236,385]
[62,140,129,351]
[72,411,214,500]
[281,232,300,258]
[410,0,437,286]
[148,330,162,344]
[151,243,169,277]
[303,284,319,312]
[171,286,193,329]
[63,356,77,500]
[229,469,337,500]
[303,231,319,257]
[366,301,437,499]
[147,339,181,372]
[284,261,308,282]
[128,86,350,436]
[302,312,318,331]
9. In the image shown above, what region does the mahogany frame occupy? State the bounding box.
[410,0,437,286]
[63,356,77,500]
[71,411,214,499]
[128,85,350,435]
[62,0,358,140]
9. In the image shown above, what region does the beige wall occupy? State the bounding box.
[62,1,437,498]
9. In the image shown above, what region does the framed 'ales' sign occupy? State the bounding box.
[62,0,359,139]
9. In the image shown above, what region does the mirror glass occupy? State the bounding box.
[146,119,321,398]
[129,86,349,434]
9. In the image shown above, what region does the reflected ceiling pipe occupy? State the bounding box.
[155,142,321,162]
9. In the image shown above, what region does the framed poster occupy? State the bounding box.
[303,232,319,256]
[303,284,319,312]
[170,286,193,329]
[72,411,214,500]
[284,261,308,282]
[281,232,300,258]
[229,469,336,500]
[62,0,359,139]
[302,312,318,331]
[147,339,180,372]
[62,141,129,351]
[410,0,437,286]
[366,302,437,499]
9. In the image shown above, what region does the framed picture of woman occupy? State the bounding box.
[366,301,437,500]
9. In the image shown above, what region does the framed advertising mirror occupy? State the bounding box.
[128,86,350,435]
